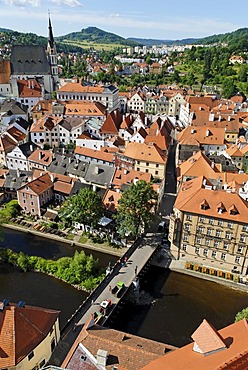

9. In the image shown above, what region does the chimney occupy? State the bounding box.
[28,80,31,89]
[206,129,210,137]
[31,80,34,89]
[191,128,195,134]
[218,116,222,122]
[209,112,214,122]
[16,169,20,177]
[228,115,231,121]
[0,299,10,311]
[39,151,42,160]
[124,169,128,175]
[30,144,33,152]
[211,162,215,169]
[50,174,54,182]
[94,166,99,175]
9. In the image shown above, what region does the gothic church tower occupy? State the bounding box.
[47,15,59,87]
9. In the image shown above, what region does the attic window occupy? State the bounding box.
[200,199,209,210]
[229,204,239,215]
[217,202,226,214]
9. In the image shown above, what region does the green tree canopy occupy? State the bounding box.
[59,187,103,227]
[115,180,158,238]
[235,307,248,322]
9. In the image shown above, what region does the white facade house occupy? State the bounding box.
[6,142,35,171]
[127,92,146,113]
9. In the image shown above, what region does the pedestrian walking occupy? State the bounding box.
[124,256,128,266]
[109,285,112,292]
[135,265,138,275]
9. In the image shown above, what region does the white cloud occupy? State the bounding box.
[51,0,82,7]
[4,0,40,6]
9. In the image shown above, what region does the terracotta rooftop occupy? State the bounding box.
[178,126,226,146]
[58,82,104,93]
[22,173,53,195]
[62,317,176,370]
[28,149,54,165]
[100,110,123,134]
[17,79,42,97]
[65,101,106,117]
[191,319,226,355]
[6,127,26,143]
[178,151,220,180]
[123,142,167,164]
[175,176,248,223]
[0,301,60,368]
[112,168,151,188]
[102,189,121,213]
[75,146,115,163]
[140,319,248,370]
[0,59,11,84]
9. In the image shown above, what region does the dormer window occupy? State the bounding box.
[217,202,226,214]
[229,204,238,215]
[200,199,209,210]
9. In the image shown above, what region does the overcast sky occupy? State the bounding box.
[0,0,247,40]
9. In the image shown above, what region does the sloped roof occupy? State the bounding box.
[112,168,151,188]
[17,79,42,98]
[178,126,226,146]
[175,177,248,223]
[178,151,220,180]
[191,319,226,354]
[58,82,104,93]
[64,101,106,117]
[0,301,59,368]
[100,110,123,134]
[28,149,54,165]
[10,45,50,75]
[21,173,53,195]
[102,189,121,213]
[140,319,248,370]
[123,142,167,164]
[0,59,11,84]
[75,146,114,163]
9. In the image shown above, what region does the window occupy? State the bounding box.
[207,228,212,236]
[214,240,219,248]
[155,170,158,175]
[28,351,34,361]
[209,218,214,225]
[39,360,46,368]
[240,235,246,243]
[197,226,204,233]
[199,216,205,223]
[235,256,241,264]
[212,251,216,258]
[221,253,226,260]
[203,249,208,256]
[226,231,231,239]
[206,239,211,246]
[216,230,222,238]
[237,245,243,254]
[185,223,191,231]
[223,242,229,251]
[242,225,248,232]
[186,214,192,221]
[196,237,202,244]
[182,244,187,251]
[146,162,149,166]
[227,222,233,228]
[195,247,200,253]
[183,234,189,242]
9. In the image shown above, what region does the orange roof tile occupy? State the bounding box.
[58,82,104,93]
[65,101,106,117]
[191,319,226,354]
[100,110,123,134]
[22,173,53,195]
[178,151,220,180]
[28,149,54,165]
[102,189,121,213]
[75,146,114,163]
[178,126,226,146]
[112,168,151,188]
[7,127,26,143]
[0,301,60,368]
[17,79,42,97]
[123,142,167,164]
[141,319,248,370]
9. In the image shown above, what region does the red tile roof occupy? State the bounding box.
[100,110,123,134]
[140,319,248,370]
[24,173,53,195]
[191,319,226,354]
[0,301,60,368]
[17,79,42,97]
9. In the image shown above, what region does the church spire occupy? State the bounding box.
[48,12,55,51]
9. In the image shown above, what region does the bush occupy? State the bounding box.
[235,307,248,322]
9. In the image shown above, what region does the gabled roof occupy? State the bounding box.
[0,301,60,368]
[178,126,226,146]
[123,142,167,164]
[120,114,133,129]
[20,173,53,195]
[175,176,248,223]
[178,151,220,180]
[10,45,50,75]
[112,168,151,188]
[84,163,115,186]
[191,319,226,355]
[7,127,26,143]
[17,79,42,98]
[100,110,123,134]
[75,146,115,163]
[141,319,248,370]
[58,82,104,93]
[102,189,121,213]
[28,149,54,165]
[0,133,17,153]
[64,101,106,117]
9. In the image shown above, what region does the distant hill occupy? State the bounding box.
[196,28,248,48]
[56,26,138,47]
[0,27,13,33]
[128,37,199,46]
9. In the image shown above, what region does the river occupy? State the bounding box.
[1,229,248,347]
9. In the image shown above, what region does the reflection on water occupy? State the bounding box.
[0,263,87,329]
[111,267,248,347]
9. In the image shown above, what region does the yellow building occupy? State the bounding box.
[0,300,60,370]
[169,176,248,279]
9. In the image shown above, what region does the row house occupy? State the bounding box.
[74,146,115,167]
[0,132,18,166]
[169,176,248,278]
[99,110,123,139]
[56,82,119,112]
[127,92,146,114]
[116,142,167,179]
[0,99,28,129]
[179,95,220,127]
[0,301,60,370]
[17,172,54,216]
[2,169,33,202]
[13,78,43,111]
[225,142,248,172]
[28,148,54,171]
[6,141,38,171]
[177,126,227,160]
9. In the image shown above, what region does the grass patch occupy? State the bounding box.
[65,234,74,240]
[79,234,89,244]
[62,40,125,51]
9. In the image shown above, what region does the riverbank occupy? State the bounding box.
[3,223,127,257]
[170,260,248,293]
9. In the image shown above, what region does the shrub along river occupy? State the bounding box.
[1,227,248,346]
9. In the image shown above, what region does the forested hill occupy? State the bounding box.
[56,26,138,46]
[197,28,248,49]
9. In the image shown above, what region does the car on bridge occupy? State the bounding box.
[111,281,125,298]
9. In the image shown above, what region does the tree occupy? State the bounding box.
[115,180,158,239]
[235,307,248,322]
[59,188,103,227]
[222,78,237,98]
